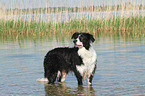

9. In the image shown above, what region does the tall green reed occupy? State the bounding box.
[0,0,144,41]
[0,16,144,39]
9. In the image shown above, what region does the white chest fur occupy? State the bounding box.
[76,46,97,78]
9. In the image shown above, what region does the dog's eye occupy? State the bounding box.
[79,37,83,41]
[80,37,84,40]
[80,37,86,41]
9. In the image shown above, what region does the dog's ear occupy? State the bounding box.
[71,32,80,39]
[89,34,95,43]
[85,33,95,43]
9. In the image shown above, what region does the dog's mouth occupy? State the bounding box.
[74,44,82,47]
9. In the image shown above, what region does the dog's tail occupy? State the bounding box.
[36,78,49,82]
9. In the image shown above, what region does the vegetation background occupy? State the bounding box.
[0,0,144,40]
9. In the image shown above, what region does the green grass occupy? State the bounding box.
[0,16,144,41]
[0,1,144,41]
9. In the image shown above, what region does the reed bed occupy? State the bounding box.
[0,1,145,40]
[0,16,144,39]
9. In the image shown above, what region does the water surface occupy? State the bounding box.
[0,37,145,96]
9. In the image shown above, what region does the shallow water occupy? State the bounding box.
[0,37,145,96]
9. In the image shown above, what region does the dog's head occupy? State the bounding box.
[72,32,95,50]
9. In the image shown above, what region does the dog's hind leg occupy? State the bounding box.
[58,70,67,82]
[45,68,58,84]
[47,71,58,84]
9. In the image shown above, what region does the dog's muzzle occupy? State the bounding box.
[73,39,82,47]
[73,40,77,44]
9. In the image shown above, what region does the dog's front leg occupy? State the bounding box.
[74,70,83,85]
[87,64,96,85]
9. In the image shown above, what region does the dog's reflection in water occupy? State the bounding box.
[44,82,95,96]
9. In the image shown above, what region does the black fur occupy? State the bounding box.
[43,32,96,85]
[44,47,83,84]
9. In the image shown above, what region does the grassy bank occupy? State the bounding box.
[0,16,144,40]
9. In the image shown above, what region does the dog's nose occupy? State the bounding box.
[73,40,77,43]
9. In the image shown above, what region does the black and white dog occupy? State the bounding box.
[38,32,97,85]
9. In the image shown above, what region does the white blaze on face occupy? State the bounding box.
[76,37,83,46]
[74,35,83,48]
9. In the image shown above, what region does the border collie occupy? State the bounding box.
[37,32,97,85]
